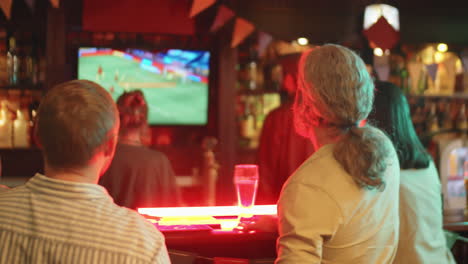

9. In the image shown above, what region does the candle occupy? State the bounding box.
[13,109,30,148]
[0,106,12,148]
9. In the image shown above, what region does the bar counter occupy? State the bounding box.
[141,206,468,262]
[164,229,277,259]
[139,205,278,260]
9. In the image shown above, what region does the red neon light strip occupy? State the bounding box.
[138,205,277,217]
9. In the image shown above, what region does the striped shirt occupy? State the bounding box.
[0,173,170,264]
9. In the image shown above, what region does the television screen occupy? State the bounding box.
[78,47,210,125]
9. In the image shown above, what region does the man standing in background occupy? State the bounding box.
[257,53,315,204]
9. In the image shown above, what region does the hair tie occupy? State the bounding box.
[339,122,362,133]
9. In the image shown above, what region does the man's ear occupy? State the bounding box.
[103,133,118,158]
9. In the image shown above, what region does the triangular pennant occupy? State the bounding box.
[462,57,468,72]
[49,0,59,8]
[210,5,234,32]
[257,31,273,57]
[363,16,400,50]
[374,65,390,81]
[426,63,439,81]
[189,0,216,18]
[0,0,12,20]
[231,18,255,48]
[25,0,35,11]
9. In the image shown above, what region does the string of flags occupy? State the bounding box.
[0,0,59,20]
[190,0,271,48]
[1,0,264,48]
[1,0,403,51]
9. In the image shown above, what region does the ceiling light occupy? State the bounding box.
[297,37,309,46]
[437,43,448,53]
[374,48,384,57]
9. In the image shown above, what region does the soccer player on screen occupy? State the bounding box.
[114,69,120,82]
[96,65,104,81]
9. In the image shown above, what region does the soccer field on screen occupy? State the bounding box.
[78,55,208,125]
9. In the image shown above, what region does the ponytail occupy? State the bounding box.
[333,125,390,190]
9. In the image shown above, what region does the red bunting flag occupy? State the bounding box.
[210,5,235,32]
[231,18,255,48]
[50,0,59,8]
[190,0,216,18]
[0,0,12,20]
[257,31,273,56]
[363,16,400,50]
[463,57,468,72]
[426,63,439,82]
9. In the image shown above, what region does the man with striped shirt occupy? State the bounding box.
[0,80,170,263]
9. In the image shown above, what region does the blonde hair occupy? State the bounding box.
[294,44,389,189]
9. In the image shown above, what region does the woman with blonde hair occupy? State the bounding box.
[99,90,181,209]
[276,45,400,263]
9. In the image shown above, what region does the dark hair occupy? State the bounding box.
[36,80,118,169]
[116,90,148,136]
[368,81,430,169]
[295,44,390,190]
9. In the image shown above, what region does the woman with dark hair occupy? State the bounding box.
[99,90,181,209]
[368,81,455,263]
[276,45,400,263]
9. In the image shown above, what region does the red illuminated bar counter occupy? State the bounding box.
[138,205,278,260]
[138,205,468,262]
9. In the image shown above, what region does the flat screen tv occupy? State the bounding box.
[78,47,210,125]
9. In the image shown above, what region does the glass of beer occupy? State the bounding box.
[234,164,259,221]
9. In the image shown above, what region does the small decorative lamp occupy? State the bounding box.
[363,4,400,50]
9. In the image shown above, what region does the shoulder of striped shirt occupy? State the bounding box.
[0,187,166,259]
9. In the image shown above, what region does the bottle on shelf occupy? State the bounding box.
[246,46,259,91]
[253,96,263,130]
[439,100,453,130]
[457,103,468,132]
[238,96,255,147]
[400,64,410,94]
[247,61,257,91]
[37,52,46,85]
[426,102,439,133]
[0,29,8,86]
[20,31,35,85]
[417,68,428,95]
[412,106,426,136]
[7,35,19,86]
